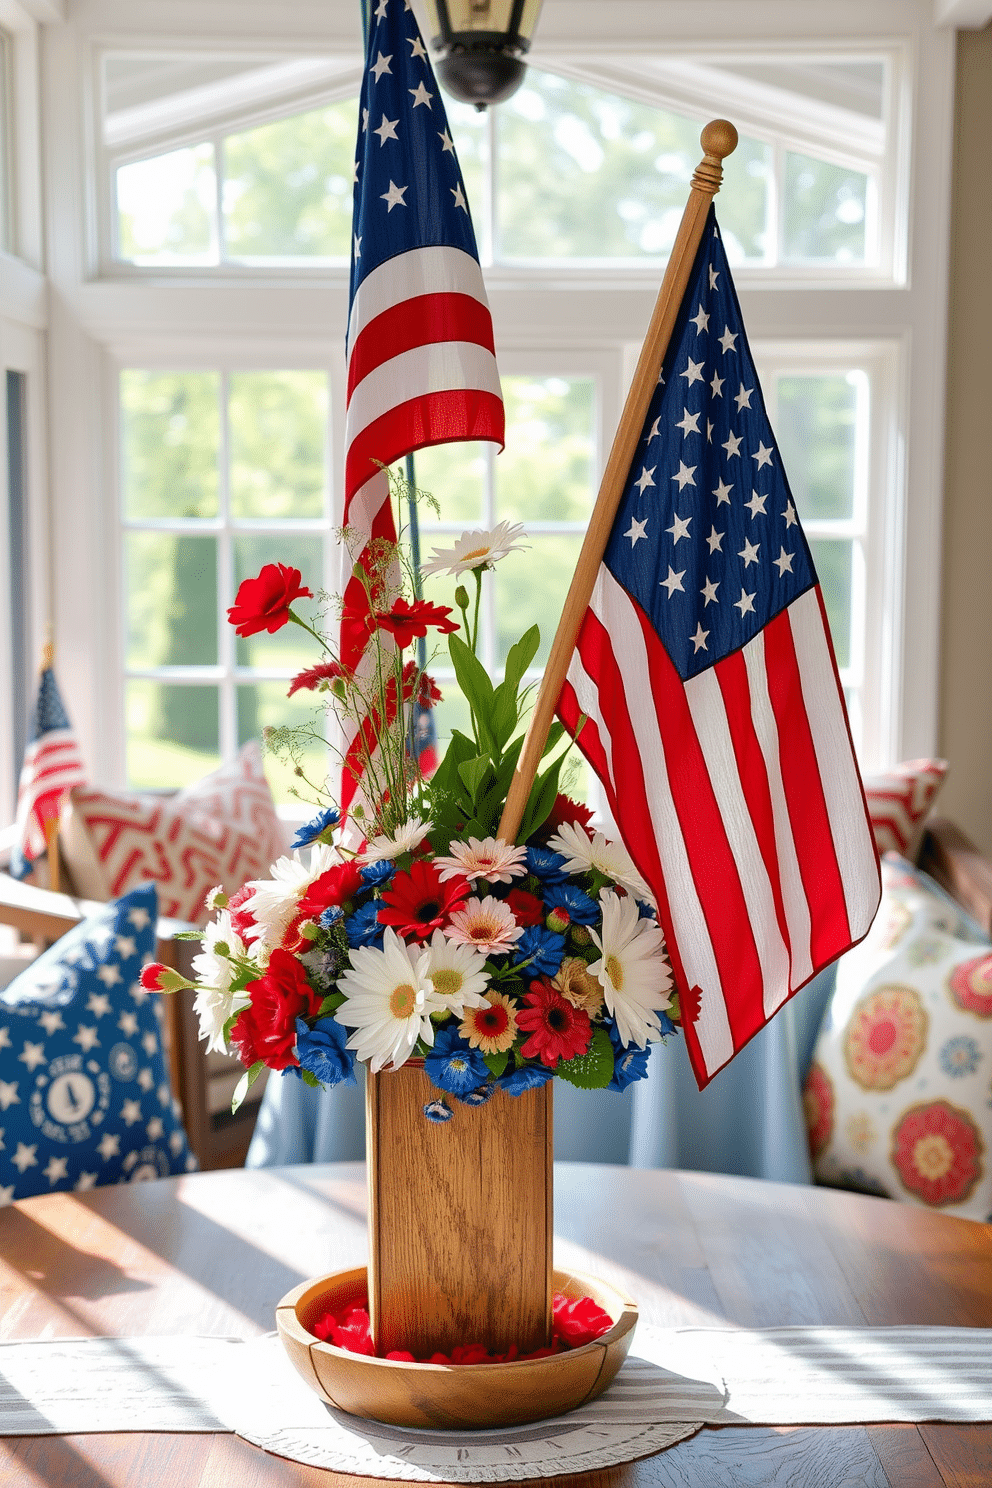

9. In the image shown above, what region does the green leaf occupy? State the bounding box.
[490,682,520,751]
[300,1068,321,1088]
[556,1028,615,1089]
[171,930,205,942]
[518,750,567,842]
[231,1059,265,1114]
[483,1049,509,1078]
[540,721,566,759]
[458,755,494,802]
[449,633,496,751]
[317,993,345,1017]
[503,625,540,696]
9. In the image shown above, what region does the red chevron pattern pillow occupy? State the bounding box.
[862,758,948,857]
[61,743,286,925]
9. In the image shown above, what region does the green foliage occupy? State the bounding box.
[483,1050,509,1078]
[555,1028,615,1089]
[231,1059,265,1114]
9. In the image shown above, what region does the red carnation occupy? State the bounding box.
[378,859,469,938]
[537,794,595,843]
[402,661,443,709]
[139,962,190,993]
[516,979,592,1068]
[230,947,322,1070]
[227,563,312,638]
[297,862,365,922]
[288,660,349,698]
[504,888,545,927]
[227,883,257,940]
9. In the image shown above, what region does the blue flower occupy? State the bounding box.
[939,1035,982,1078]
[636,899,656,920]
[291,809,340,849]
[295,1016,357,1088]
[608,1044,652,1091]
[424,1027,489,1095]
[457,1081,496,1106]
[525,847,567,883]
[319,905,344,930]
[360,859,395,887]
[345,899,384,949]
[424,1098,453,1123]
[513,926,566,976]
[498,1064,554,1097]
[543,882,599,925]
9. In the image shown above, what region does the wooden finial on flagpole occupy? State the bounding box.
[497,119,738,844]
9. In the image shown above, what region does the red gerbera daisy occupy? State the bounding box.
[297,862,365,921]
[516,979,592,1068]
[375,597,459,648]
[377,859,470,938]
[536,793,595,843]
[402,660,443,709]
[504,888,545,927]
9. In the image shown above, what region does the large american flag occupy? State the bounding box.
[340,0,504,815]
[10,666,87,879]
[558,210,881,1089]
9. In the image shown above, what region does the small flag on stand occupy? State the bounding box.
[557,208,880,1089]
[10,654,87,883]
[339,0,504,816]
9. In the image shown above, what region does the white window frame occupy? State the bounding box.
[39,0,956,799]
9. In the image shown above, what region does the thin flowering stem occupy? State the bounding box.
[288,610,332,652]
[471,568,483,654]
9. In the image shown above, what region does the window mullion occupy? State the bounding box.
[218,370,236,762]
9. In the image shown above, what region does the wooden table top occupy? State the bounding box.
[1,1162,990,1487]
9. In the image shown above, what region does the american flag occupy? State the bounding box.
[340,0,504,815]
[10,665,87,879]
[558,210,881,1089]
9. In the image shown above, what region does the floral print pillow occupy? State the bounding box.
[804,855,992,1221]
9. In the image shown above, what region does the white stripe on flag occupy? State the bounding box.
[346,341,502,448]
[565,651,617,794]
[348,245,491,350]
[591,569,734,1075]
[789,590,879,937]
[684,664,792,1012]
[742,635,815,1006]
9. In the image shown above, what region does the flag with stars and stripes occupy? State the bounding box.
[558,208,880,1089]
[10,666,87,879]
[340,0,504,816]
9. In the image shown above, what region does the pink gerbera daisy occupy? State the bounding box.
[434,836,528,884]
[443,895,525,954]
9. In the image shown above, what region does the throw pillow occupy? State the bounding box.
[804,855,992,1221]
[60,741,285,925]
[0,883,196,1204]
[862,758,948,857]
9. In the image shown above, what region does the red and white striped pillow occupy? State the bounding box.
[61,743,286,925]
[862,758,948,857]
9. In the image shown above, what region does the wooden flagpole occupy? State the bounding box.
[497,119,738,844]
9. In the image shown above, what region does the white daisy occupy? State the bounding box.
[420,930,490,1014]
[587,890,672,1049]
[360,815,433,864]
[421,521,528,578]
[443,896,525,954]
[240,844,339,948]
[204,885,228,912]
[434,836,528,884]
[547,822,654,901]
[336,929,442,1072]
[190,912,251,1054]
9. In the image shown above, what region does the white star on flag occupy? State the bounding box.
[667,513,692,543]
[746,490,768,518]
[375,115,399,144]
[12,1142,37,1173]
[381,179,408,210]
[676,408,701,435]
[370,50,393,81]
[635,465,656,494]
[734,587,757,615]
[773,547,795,576]
[43,1155,68,1186]
[96,1133,121,1161]
[671,461,696,490]
[625,517,648,546]
[722,432,742,459]
[691,623,709,652]
[409,80,433,107]
[18,1042,46,1072]
[753,442,774,469]
[661,566,686,597]
[734,383,753,412]
[706,526,724,553]
[713,479,732,505]
[681,357,705,386]
[738,538,761,567]
[718,326,737,353]
[701,577,720,605]
[690,305,709,332]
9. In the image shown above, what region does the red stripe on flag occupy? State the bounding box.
[563,609,703,1057]
[346,294,497,400]
[633,610,767,1055]
[345,390,505,501]
[714,647,793,968]
[762,604,852,963]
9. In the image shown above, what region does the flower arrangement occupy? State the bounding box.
[144,471,679,1116]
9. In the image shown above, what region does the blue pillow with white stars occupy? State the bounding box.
[0,883,196,1205]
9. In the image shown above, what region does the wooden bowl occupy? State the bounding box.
[276,1265,638,1430]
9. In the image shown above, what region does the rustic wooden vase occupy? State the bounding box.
[275,1058,639,1427]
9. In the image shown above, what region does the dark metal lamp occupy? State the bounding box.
[422,0,544,109]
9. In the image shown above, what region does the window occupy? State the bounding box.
[53,5,948,804]
[120,368,333,801]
